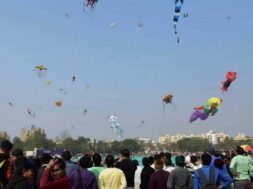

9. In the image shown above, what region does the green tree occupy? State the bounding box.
[177,138,212,152]
[121,139,141,153]
[12,137,24,150]
[111,141,122,154]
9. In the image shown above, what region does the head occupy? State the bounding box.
[148,156,154,165]
[120,149,130,159]
[52,158,66,180]
[154,159,164,170]
[164,153,173,166]
[209,147,216,156]
[61,150,72,161]
[41,153,53,165]
[132,159,139,170]
[201,153,212,166]
[12,149,24,160]
[0,140,13,155]
[79,155,92,169]
[105,155,115,168]
[236,146,245,155]
[190,155,197,165]
[214,159,224,170]
[142,157,150,167]
[92,153,102,167]
[14,157,34,180]
[175,155,185,167]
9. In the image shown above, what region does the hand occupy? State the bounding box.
[47,159,56,169]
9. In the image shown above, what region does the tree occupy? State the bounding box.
[12,137,24,150]
[111,141,122,154]
[24,132,55,151]
[177,138,212,152]
[122,139,141,153]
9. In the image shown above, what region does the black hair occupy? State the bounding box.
[165,152,174,166]
[61,150,72,161]
[148,156,154,165]
[54,158,66,170]
[132,159,139,167]
[201,153,212,166]
[14,157,33,176]
[79,155,92,169]
[121,149,130,158]
[105,155,115,168]
[153,154,161,160]
[175,155,185,167]
[236,146,245,155]
[190,155,197,164]
[142,157,150,167]
[214,159,224,170]
[12,149,24,157]
[1,140,13,153]
[41,153,53,164]
[92,153,102,166]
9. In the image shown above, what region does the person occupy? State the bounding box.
[194,153,233,189]
[116,149,136,189]
[40,158,71,189]
[230,146,253,189]
[61,150,78,177]
[162,152,175,173]
[167,155,193,189]
[88,153,105,182]
[132,159,142,189]
[140,157,154,189]
[214,159,233,189]
[6,157,34,189]
[148,159,169,189]
[36,153,53,188]
[0,140,13,188]
[69,155,97,189]
[99,155,127,189]
[186,155,199,179]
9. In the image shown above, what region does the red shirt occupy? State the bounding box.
[40,169,71,189]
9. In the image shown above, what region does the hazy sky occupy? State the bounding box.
[0,0,252,141]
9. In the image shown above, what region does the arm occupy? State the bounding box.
[229,157,236,175]
[148,174,155,189]
[167,172,174,189]
[119,171,127,189]
[91,175,98,189]
[188,173,193,189]
[193,171,200,189]
[40,169,52,188]
[98,173,105,189]
[219,170,233,188]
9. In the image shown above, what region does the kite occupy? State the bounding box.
[108,115,124,139]
[173,0,184,43]
[135,22,144,33]
[25,107,35,118]
[221,72,237,92]
[59,89,67,95]
[8,102,13,107]
[162,94,176,110]
[34,65,47,78]
[46,80,52,85]
[55,101,62,107]
[183,12,189,18]
[72,76,76,82]
[110,22,116,29]
[83,0,99,12]
[190,97,222,123]
[83,109,88,114]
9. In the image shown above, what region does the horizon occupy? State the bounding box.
[0,0,252,140]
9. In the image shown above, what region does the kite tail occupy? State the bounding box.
[162,101,166,113]
[172,103,177,110]
[173,0,183,43]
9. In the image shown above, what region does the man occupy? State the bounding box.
[99,155,127,189]
[140,157,154,189]
[6,157,34,189]
[230,146,253,189]
[148,159,169,189]
[0,140,13,188]
[61,150,78,177]
[88,153,105,182]
[162,152,175,173]
[194,153,233,189]
[167,155,193,189]
[116,149,136,189]
[70,155,97,189]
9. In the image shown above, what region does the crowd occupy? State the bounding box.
[0,139,253,189]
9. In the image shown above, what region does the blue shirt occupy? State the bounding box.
[65,161,79,177]
[194,166,233,189]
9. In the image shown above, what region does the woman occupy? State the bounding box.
[40,158,71,189]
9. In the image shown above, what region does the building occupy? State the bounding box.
[234,133,253,141]
[21,125,45,142]
[158,130,229,145]
[0,131,10,140]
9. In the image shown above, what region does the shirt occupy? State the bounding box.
[116,159,136,187]
[194,166,233,189]
[99,167,127,189]
[88,166,105,181]
[148,169,169,189]
[167,167,193,189]
[70,168,97,189]
[65,161,79,177]
[230,155,253,181]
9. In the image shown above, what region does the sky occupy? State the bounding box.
[0,0,252,141]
